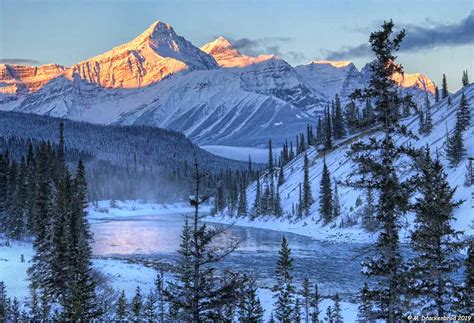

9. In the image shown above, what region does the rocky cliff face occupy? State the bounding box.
[0,64,66,94]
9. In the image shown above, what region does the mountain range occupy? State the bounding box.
[0,20,436,147]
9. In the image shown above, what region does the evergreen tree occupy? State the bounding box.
[333,294,343,323]
[144,291,158,322]
[462,70,469,87]
[333,94,346,139]
[165,159,242,321]
[319,158,333,223]
[66,160,97,321]
[445,121,466,167]
[422,94,433,134]
[274,186,283,217]
[357,283,375,323]
[310,283,321,323]
[278,164,285,186]
[154,271,166,322]
[362,188,377,231]
[325,305,334,323]
[332,181,341,219]
[131,286,143,322]
[269,312,276,323]
[324,105,333,150]
[9,297,20,323]
[253,178,263,217]
[303,152,313,215]
[268,139,274,175]
[294,297,302,323]
[238,277,264,322]
[116,290,128,321]
[237,184,248,216]
[407,148,463,316]
[0,281,9,322]
[348,20,411,321]
[418,103,425,134]
[457,241,474,315]
[273,236,295,323]
[434,86,439,103]
[301,278,313,323]
[457,92,471,132]
[442,74,448,98]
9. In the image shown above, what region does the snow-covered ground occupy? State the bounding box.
[201,145,282,164]
[0,240,358,321]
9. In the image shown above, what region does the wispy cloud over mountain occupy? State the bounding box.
[0,58,40,65]
[326,11,474,60]
[226,36,307,62]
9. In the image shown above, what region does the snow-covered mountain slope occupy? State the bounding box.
[0,20,436,147]
[296,60,436,105]
[240,85,474,241]
[201,36,275,68]
[295,60,365,102]
[15,64,317,146]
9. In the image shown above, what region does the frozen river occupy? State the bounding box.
[91,213,374,298]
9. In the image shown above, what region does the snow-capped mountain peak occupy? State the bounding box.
[392,71,436,95]
[201,36,275,68]
[64,20,217,89]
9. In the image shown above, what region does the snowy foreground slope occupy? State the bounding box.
[0,21,434,147]
[210,85,474,242]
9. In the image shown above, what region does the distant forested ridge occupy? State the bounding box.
[0,111,252,201]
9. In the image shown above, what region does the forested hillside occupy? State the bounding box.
[0,111,251,201]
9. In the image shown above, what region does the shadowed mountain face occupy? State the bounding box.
[0,21,435,147]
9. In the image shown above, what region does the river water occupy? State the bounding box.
[91,213,373,298]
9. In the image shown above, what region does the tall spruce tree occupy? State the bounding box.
[442,74,448,98]
[165,158,242,321]
[324,105,333,150]
[273,236,295,323]
[407,148,463,316]
[457,241,474,315]
[446,113,466,167]
[333,94,346,139]
[462,70,469,87]
[115,290,128,321]
[319,158,333,223]
[457,92,471,132]
[302,278,311,323]
[268,139,274,175]
[238,276,264,322]
[302,152,313,216]
[310,283,321,323]
[347,20,413,321]
[131,286,143,322]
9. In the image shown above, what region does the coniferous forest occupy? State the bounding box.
[1,6,473,323]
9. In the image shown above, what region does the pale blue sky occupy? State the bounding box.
[0,0,473,90]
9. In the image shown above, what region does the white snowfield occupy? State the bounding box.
[210,85,474,243]
[0,20,434,147]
